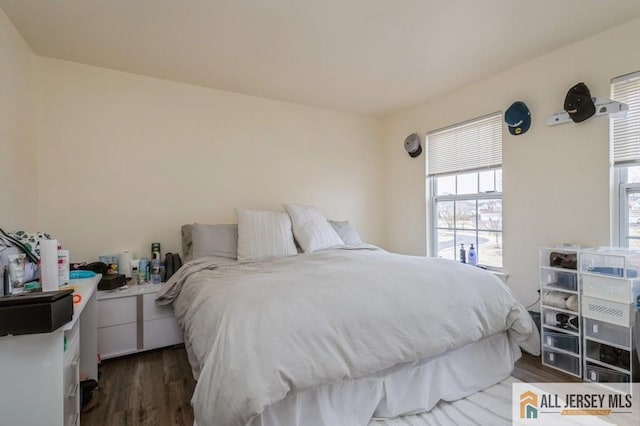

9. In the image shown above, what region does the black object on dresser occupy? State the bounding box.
[0,289,74,336]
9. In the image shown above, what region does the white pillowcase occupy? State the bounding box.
[236,208,298,261]
[283,204,344,253]
[328,220,363,246]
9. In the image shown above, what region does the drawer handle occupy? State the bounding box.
[590,370,597,381]
[66,382,79,398]
[592,323,598,334]
[549,353,555,363]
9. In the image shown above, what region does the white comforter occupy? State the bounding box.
[157,248,540,426]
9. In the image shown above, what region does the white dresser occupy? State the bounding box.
[97,283,183,359]
[0,276,99,426]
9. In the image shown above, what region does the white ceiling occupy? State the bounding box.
[2,0,640,116]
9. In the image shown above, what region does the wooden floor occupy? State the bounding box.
[81,346,196,426]
[82,346,579,426]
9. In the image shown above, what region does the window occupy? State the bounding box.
[613,71,640,248]
[427,113,503,268]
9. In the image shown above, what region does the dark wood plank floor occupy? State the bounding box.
[82,347,579,426]
[82,346,196,426]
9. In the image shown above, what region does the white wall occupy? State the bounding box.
[35,58,384,261]
[382,18,640,306]
[0,10,37,230]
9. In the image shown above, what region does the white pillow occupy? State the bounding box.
[328,220,363,246]
[236,208,298,261]
[283,204,344,253]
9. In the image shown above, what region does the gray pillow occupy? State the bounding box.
[328,220,363,246]
[182,223,238,261]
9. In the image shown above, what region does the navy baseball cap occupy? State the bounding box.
[504,101,531,136]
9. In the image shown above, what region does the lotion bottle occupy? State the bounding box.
[468,244,477,266]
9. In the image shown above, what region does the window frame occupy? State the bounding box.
[611,70,640,248]
[428,168,503,270]
[426,112,504,269]
[614,167,640,248]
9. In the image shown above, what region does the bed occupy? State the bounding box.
[157,209,540,426]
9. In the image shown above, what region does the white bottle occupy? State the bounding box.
[58,249,70,286]
[468,244,477,266]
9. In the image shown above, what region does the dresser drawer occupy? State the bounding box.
[143,293,174,321]
[63,334,80,393]
[98,296,137,327]
[63,335,80,425]
[143,317,183,351]
[98,323,138,359]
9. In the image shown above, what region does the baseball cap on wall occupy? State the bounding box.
[404,133,422,158]
[564,82,596,123]
[504,101,531,136]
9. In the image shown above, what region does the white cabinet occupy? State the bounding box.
[539,247,582,377]
[0,276,99,426]
[97,283,183,359]
[579,248,640,388]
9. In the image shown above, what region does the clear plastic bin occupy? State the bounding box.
[542,307,579,331]
[540,247,579,269]
[580,248,640,279]
[584,318,631,349]
[540,269,578,291]
[543,349,580,376]
[585,363,630,383]
[585,340,631,371]
[543,331,579,353]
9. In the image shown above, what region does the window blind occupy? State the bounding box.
[612,71,640,166]
[427,112,502,177]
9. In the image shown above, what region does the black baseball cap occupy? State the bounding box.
[564,82,595,123]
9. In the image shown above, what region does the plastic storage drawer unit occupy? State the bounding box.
[585,364,630,383]
[542,308,579,331]
[543,332,579,354]
[580,248,640,279]
[582,296,634,327]
[543,349,580,376]
[585,340,631,371]
[540,269,578,291]
[584,318,631,349]
[582,274,640,304]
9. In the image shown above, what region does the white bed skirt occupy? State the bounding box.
[246,331,521,426]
